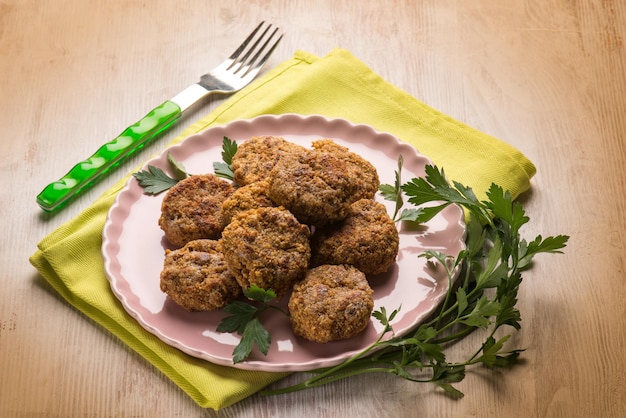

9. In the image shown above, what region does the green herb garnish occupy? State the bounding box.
[261,163,569,398]
[134,135,236,194]
[378,155,424,222]
[132,152,188,194]
[217,285,288,364]
[213,136,238,180]
[167,152,189,180]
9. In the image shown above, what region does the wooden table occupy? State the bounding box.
[2,1,625,416]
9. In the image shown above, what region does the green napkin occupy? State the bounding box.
[30,48,536,410]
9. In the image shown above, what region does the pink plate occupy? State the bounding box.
[102,114,466,372]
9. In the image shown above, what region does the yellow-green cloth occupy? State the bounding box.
[29,49,536,410]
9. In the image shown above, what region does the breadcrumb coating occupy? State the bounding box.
[220,207,311,299]
[311,139,380,201]
[158,174,233,247]
[231,136,307,186]
[289,264,374,343]
[160,239,242,311]
[157,136,395,344]
[267,149,358,226]
[220,180,276,225]
[311,199,399,274]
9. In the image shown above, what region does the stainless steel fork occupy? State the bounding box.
[172,21,283,109]
[37,21,283,213]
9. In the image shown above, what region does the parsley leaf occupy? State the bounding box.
[518,234,570,270]
[133,165,179,195]
[167,152,189,180]
[379,155,405,220]
[133,152,188,194]
[213,162,234,180]
[396,208,424,222]
[213,136,237,180]
[379,155,425,223]
[372,306,401,334]
[475,335,525,368]
[244,285,278,304]
[217,285,284,364]
[432,363,466,399]
[233,318,271,364]
[221,136,238,164]
[216,301,257,334]
[401,165,492,225]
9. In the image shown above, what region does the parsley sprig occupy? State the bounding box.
[217,285,287,364]
[133,152,188,194]
[213,136,237,180]
[133,137,238,194]
[261,162,569,398]
[378,155,421,222]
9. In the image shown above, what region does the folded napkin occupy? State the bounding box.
[30,48,536,410]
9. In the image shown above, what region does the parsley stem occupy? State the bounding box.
[431,326,475,345]
[433,257,457,330]
[262,367,396,396]
[266,304,289,317]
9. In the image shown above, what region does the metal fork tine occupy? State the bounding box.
[229,23,274,73]
[227,21,265,63]
[198,22,282,93]
[243,30,284,78]
[239,27,281,76]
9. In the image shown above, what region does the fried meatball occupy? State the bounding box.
[231,136,307,186]
[267,149,360,226]
[288,264,374,343]
[220,207,311,299]
[311,199,399,275]
[312,139,380,201]
[220,180,276,225]
[160,239,242,311]
[158,174,234,247]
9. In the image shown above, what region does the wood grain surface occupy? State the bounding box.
[1,1,625,417]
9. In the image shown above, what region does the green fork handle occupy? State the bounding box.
[37,100,181,212]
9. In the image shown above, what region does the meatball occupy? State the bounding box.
[158,174,234,247]
[160,239,242,311]
[288,264,374,343]
[267,149,360,226]
[231,136,307,186]
[220,180,275,225]
[311,139,380,201]
[311,199,399,275]
[220,206,311,299]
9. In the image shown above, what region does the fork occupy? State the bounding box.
[37,21,283,213]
